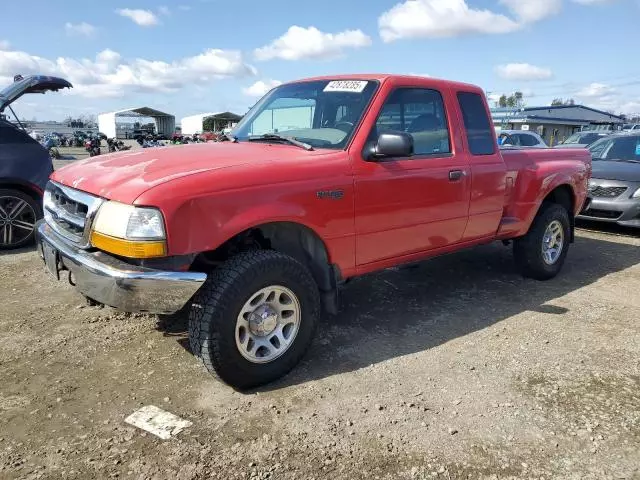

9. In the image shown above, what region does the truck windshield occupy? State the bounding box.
[231,80,379,150]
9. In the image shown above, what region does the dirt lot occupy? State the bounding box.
[0,221,639,479]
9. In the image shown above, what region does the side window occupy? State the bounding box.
[457,92,495,155]
[374,88,451,156]
[519,134,538,147]
[504,134,519,146]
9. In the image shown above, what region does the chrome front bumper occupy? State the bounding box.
[36,221,207,314]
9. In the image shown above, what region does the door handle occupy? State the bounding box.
[449,170,465,181]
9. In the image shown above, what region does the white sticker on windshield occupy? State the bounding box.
[323,80,368,93]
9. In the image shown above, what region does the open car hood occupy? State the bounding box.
[0,75,73,112]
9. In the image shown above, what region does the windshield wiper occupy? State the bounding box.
[247,133,314,151]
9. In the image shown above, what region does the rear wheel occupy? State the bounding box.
[0,189,41,250]
[514,203,571,280]
[188,250,320,389]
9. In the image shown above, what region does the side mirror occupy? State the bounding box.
[372,132,413,159]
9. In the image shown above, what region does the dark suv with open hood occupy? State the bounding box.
[0,75,72,249]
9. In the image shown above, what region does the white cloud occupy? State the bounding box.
[158,6,171,16]
[378,0,520,42]
[0,40,10,51]
[242,79,282,97]
[0,46,255,98]
[64,22,97,37]
[499,0,562,23]
[573,82,623,112]
[116,9,159,27]
[576,82,616,98]
[616,101,640,116]
[254,26,372,61]
[496,63,553,81]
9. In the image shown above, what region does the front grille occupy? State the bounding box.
[581,208,623,220]
[588,185,627,199]
[43,182,103,246]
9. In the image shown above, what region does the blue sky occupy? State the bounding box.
[1,0,638,122]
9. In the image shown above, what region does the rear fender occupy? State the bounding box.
[526,175,578,237]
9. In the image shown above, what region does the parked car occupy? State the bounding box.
[556,131,610,148]
[37,74,590,388]
[497,130,547,148]
[578,133,640,227]
[199,131,217,142]
[622,123,640,132]
[0,75,72,249]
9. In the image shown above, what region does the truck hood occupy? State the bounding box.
[51,142,334,203]
[591,159,640,182]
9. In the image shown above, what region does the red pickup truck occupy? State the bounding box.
[38,75,591,389]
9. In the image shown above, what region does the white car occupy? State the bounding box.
[497,130,547,148]
[622,123,640,133]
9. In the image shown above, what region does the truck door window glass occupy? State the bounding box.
[231,80,379,150]
[374,88,451,156]
[457,92,495,155]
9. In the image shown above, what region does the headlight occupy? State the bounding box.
[633,187,640,199]
[91,202,166,258]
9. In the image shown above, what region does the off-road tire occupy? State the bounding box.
[514,202,571,280]
[188,250,320,390]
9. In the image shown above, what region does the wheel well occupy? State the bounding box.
[542,184,575,241]
[0,181,43,206]
[193,222,340,313]
[544,185,574,213]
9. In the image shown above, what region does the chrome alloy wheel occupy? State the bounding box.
[235,285,301,364]
[0,195,37,247]
[541,220,564,265]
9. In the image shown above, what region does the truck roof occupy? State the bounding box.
[286,74,483,93]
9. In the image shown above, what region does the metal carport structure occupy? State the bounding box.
[180,112,242,135]
[98,107,175,139]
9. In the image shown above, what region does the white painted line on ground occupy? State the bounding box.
[124,405,192,440]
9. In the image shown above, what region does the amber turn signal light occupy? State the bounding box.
[90,231,167,259]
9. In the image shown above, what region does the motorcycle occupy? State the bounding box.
[86,138,101,157]
[41,135,61,159]
[107,138,132,153]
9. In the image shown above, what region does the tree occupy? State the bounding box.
[498,95,508,108]
[202,116,215,132]
[514,91,523,106]
[551,98,575,106]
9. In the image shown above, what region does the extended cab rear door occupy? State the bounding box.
[453,91,507,241]
[351,78,471,267]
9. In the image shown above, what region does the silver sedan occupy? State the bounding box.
[579,133,640,228]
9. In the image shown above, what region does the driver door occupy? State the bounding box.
[352,85,471,266]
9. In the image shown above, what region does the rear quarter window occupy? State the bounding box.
[457,92,495,155]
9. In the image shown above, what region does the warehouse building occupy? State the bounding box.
[98,107,175,139]
[180,112,242,135]
[490,105,623,146]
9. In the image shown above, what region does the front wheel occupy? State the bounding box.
[0,189,42,250]
[514,203,571,280]
[188,250,320,389]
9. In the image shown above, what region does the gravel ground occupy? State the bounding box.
[0,212,638,478]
